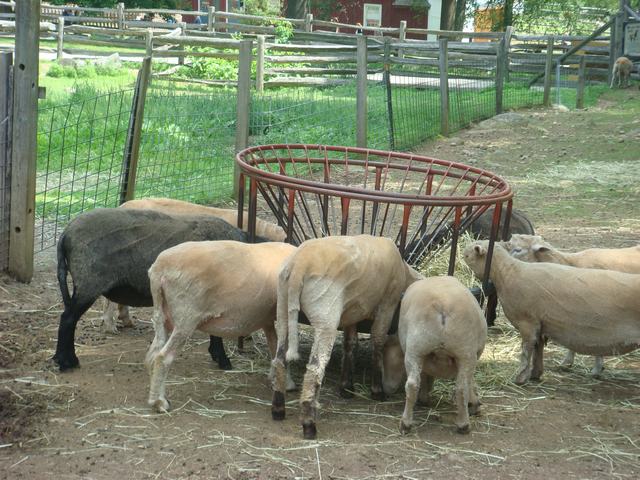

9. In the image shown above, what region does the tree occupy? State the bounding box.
[287,0,309,18]
[48,1,179,8]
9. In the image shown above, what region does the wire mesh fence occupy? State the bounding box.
[134,86,237,204]
[35,87,134,252]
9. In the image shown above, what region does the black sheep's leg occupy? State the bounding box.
[53,296,95,371]
[208,335,232,370]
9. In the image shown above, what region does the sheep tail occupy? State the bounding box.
[282,264,302,362]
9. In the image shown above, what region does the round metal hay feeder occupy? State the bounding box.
[235,144,513,285]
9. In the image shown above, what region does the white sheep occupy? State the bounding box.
[145,240,296,413]
[270,234,423,440]
[382,276,487,434]
[102,197,286,334]
[463,241,640,385]
[507,234,640,375]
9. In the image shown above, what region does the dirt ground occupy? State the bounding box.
[1,89,639,479]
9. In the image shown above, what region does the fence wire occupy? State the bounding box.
[35,88,133,252]
[134,86,237,204]
[448,57,498,132]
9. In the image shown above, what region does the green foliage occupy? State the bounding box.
[178,50,239,81]
[274,20,294,44]
[244,0,282,17]
[46,61,128,79]
[48,0,178,7]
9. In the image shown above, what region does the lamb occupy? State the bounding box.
[463,241,640,385]
[54,208,266,371]
[103,197,286,333]
[610,56,633,89]
[270,234,423,440]
[146,241,297,413]
[507,234,640,375]
[382,276,487,434]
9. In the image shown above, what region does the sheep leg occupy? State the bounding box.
[530,332,545,381]
[467,380,481,416]
[514,324,540,385]
[147,327,190,413]
[560,349,575,369]
[53,294,95,371]
[264,324,295,391]
[400,357,422,434]
[370,304,397,401]
[485,292,498,327]
[591,356,604,376]
[300,326,339,440]
[101,298,119,334]
[208,336,232,370]
[118,304,133,327]
[417,372,434,406]
[271,285,290,421]
[339,325,358,398]
[454,360,474,434]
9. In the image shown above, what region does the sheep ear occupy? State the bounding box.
[532,244,549,253]
[473,244,487,256]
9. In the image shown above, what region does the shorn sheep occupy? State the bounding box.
[106,198,285,327]
[382,276,487,434]
[463,241,640,385]
[507,234,640,375]
[610,56,633,89]
[271,235,423,440]
[145,241,296,413]
[54,208,266,371]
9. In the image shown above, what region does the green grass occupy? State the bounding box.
[0,37,145,55]
[35,72,610,249]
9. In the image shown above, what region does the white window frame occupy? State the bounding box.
[363,3,382,28]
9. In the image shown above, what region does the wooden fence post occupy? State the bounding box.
[398,20,406,59]
[305,13,313,32]
[356,35,368,148]
[383,37,395,150]
[9,0,39,282]
[613,11,625,60]
[256,35,265,93]
[235,39,253,200]
[503,26,513,82]
[439,38,449,137]
[207,6,215,33]
[576,56,587,109]
[495,35,505,114]
[543,35,554,107]
[56,16,64,61]
[145,28,153,57]
[117,2,125,30]
[178,22,186,66]
[0,52,12,272]
[608,16,616,86]
[119,58,151,204]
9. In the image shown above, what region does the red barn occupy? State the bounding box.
[315,1,430,33]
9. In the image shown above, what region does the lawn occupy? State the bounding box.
[33,62,609,251]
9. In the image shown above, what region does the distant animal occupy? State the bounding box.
[382,276,487,435]
[146,241,297,413]
[463,241,640,385]
[610,57,633,89]
[271,235,423,440]
[507,234,640,375]
[53,208,267,371]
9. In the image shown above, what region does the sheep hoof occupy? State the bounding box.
[152,398,171,413]
[53,353,80,371]
[456,424,470,434]
[302,421,317,440]
[272,391,286,421]
[399,422,412,435]
[217,358,233,371]
[339,387,354,399]
[370,390,387,402]
[513,374,529,385]
[468,402,481,416]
